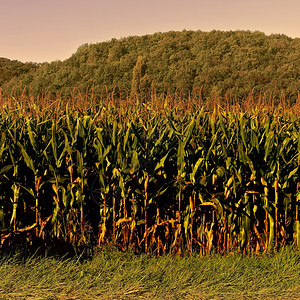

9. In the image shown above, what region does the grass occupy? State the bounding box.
[0,247,299,299]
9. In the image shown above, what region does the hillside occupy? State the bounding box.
[0,58,38,87]
[1,30,300,101]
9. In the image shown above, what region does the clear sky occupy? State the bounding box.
[1,0,300,63]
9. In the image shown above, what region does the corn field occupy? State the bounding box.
[0,92,300,256]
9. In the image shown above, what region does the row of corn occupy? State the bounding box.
[0,100,299,255]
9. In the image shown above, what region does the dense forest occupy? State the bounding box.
[1,30,300,102]
[0,58,38,87]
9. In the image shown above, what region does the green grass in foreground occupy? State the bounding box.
[0,247,300,300]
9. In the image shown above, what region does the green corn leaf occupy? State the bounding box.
[26,118,38,153]
[182,118,195,148]
[131,150,140,174]
[147,119,158,140]
[112,120,118,147]
[0,165,13,175]
[206,134,218,160]
[264,130,275,161]
[288,167,299,179]
[18,142,36,174]
[268,213,275,250]
[191,157,204,183]
[239,114,248,150]
[155,149,172,171]
[0,133,6,158]
[250,130,259,152]
[123,122,131,151]
[51,121,58,163]
[0,208,5,230]
[177,141,186,176]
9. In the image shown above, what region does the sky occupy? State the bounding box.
[1,0,300,63]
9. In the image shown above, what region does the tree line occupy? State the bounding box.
[1,30,299,102]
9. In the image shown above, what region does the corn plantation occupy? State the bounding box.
[0,94,300,256]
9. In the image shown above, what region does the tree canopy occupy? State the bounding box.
[1,30,299,102]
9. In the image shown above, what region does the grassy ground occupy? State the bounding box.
[0,247,299,300]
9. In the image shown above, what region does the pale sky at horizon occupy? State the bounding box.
[1,0,300,63]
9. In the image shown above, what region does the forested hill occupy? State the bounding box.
[1,30,300,101]
[0,58,38,87]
